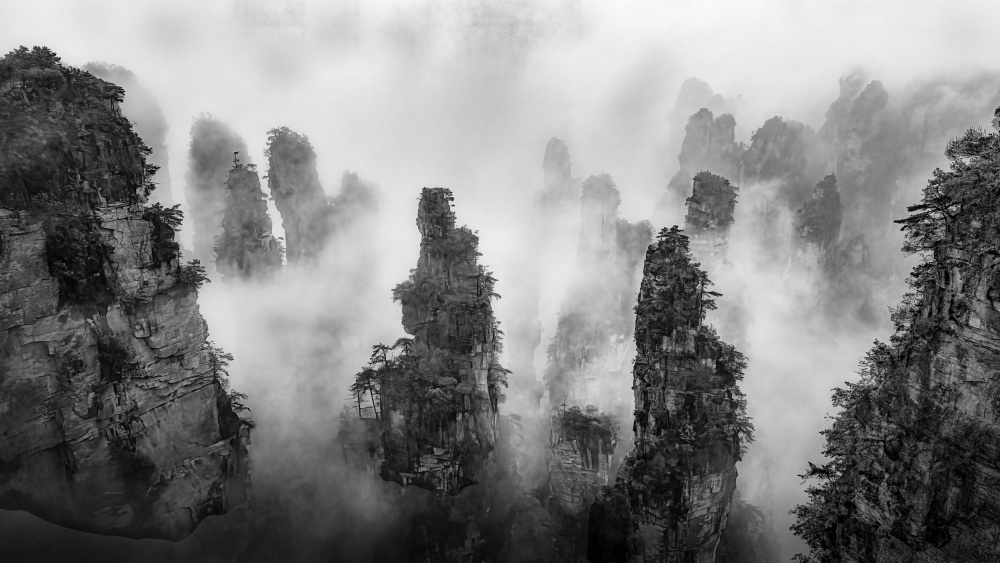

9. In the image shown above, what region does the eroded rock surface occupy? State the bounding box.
[591,227,751,562]
[660,108,743,208]
[0,46,249,541]
[265,127,329,264]
[215,163,282,282]
[684,171,738,265]
[792,106,1000,563]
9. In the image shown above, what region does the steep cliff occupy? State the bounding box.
[185,115,247,265]
[819,78,905,248]
[684,171,738,264]
[346,188,557,561]
[0,46,250,541]
[83,62,173,206]
[215,163,282,282]
[742,117,827,207]
[364,187,505,493]
[543,175,650,560]
[590,226,752,562]
[545,174,651,410]
[793,107,1000,563]
[716,497,781,563]
[265,127,330,264]
[740,117,828,265]
[792,174,843,269]
[659,108,743,209]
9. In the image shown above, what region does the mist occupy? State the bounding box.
[4,1,1000,561]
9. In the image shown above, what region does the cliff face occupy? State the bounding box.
[215,164,282,282]
[506,138,581,398]
[83,63,173,206]
[684,171,738,264]
[542,137,574,202]
[792,174,842,269]
[0,47,249,541]
[716,498,781,563]
[545,174,650,411]
[793,108,1000,563]
[592,227,751,562]
[661,109,743,207]
[265,127,329,264]
[742,117,826,207]
[820,78,904,245]
[185,116,247,264]
[345,188,557,561]
[379,187,504,493]
[539,173,651,559]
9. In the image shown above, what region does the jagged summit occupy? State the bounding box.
[215,163,283,282]
[660,108,743,208]
[589,226,752,562]
[265,127,329,264]
[684,171,738,263]
[186,115,248,264]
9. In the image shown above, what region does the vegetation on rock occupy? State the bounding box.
[791,106,1000,562]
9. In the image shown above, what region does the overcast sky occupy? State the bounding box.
[4,2,1000,558]
[4,0,999,238]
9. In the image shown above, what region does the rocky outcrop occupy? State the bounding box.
[543,175,650,560]
[792,107,1000,562]
[329,170,378,231]
[545,174,651,411]
[739,117,828,265]
[540,137,577,209]
[792,174,842,269]
[507,137,582,410]
[214,163,282,282]
[684,171,738,264]
[0,47,249,541]
[185,115,247,264]
[591,226,752,562]
[83,62,173,206]
[742,117,826,207]
[345,188,556,561]
[660,109,743,208]
[378,187,505,493]
[265,127,329,264]
[819,77,904,246]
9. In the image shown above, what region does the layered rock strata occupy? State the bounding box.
[684,171,738,265]
[380,187,505,494]
[0,47,250,541]
[214,163,282,282]
[592,226,751,562]
[792,107,1000,563]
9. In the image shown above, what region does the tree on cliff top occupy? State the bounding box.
[684,172,738,234]
[791,106,1000,563]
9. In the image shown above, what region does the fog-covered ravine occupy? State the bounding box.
[3,2,1000,562]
